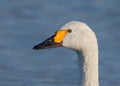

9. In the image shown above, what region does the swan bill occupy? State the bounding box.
[33,30,68,50]
[33,35,62,50]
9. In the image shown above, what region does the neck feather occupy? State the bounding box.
[77,47,99,86]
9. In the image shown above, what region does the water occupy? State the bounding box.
[0,0,120,86]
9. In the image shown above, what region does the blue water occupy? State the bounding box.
[0,0,120,86]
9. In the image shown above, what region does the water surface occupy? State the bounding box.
[0,0,120,86]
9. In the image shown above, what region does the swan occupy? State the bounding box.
[33,21,99,86]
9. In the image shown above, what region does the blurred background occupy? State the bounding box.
[0,0,120,86]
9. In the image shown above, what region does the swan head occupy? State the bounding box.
[33,21,97,51]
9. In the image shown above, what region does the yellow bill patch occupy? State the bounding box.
[54,30,68,43]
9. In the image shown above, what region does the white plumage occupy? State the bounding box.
[61,21,99,86]
[33,21,99,86]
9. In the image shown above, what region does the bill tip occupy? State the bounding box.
[33,45,39,50]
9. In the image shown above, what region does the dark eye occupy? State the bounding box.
[68,29,72,33]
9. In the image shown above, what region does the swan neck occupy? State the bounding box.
[77,48,99,86]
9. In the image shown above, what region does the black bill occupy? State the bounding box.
[33,35,62,50]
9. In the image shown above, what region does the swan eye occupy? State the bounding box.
[68,29,72,33]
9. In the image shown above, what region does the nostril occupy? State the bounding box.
[47,40,52,43]
[44,40,52,45]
